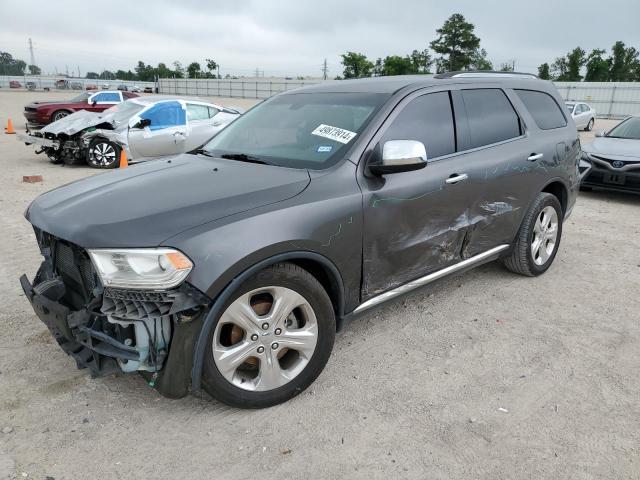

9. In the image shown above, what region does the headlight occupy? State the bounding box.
[88,248,193,290]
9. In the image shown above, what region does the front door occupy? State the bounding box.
[127,100,187,159]
[360,90,485,299]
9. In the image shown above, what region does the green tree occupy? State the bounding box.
[341,52,373,78]
[584,49,609,81]
[205,58,219,78]
[409,49,434,73]
[499,61,514,72]
[550,56,569,80]
[187,62,202,78]
[382,55,414,76]
[537,63,550,80]
[609,41,639,81]
[172,61,185,78]
[28,64,41,75]
[566,47,586,81]
[468,48,493,71]
[99,70,115,80]
[86,71,99,79]
[430,13,481,71]
[372,58,384,77]
[0,51,27,75]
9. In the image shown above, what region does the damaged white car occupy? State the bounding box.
[17,97,242,168]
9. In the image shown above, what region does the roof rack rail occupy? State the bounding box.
[434,70,539,80]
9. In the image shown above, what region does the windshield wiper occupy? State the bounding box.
[220,153,270,165]
[191,148,214,157]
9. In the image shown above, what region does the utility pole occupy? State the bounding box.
[77,66,80,78]
[28,38,36,69]
[322,58,328,80]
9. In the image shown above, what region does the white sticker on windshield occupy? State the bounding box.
[311,124,357,144]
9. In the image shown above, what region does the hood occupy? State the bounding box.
[583,137,640,160]
[26,154,310,248]
[41,110,115,136]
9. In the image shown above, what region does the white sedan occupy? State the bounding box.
[566,102,596,131]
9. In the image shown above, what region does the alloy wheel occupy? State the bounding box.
[212,286,318,392]
[53,111,69,121]
[531,206,559,266]
[89,142,117,167]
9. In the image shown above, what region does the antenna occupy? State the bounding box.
[28,38,36,68]
[322,58,328,80]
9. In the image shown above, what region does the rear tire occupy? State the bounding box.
[503,192,563,277]
[585,118,594,132]
[202,262,335,408]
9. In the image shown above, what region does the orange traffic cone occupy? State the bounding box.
[5,118,15,134]
[119,149,128,169]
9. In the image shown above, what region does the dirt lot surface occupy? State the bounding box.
[0,90,638,479]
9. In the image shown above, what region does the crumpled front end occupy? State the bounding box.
[20,228,211,398]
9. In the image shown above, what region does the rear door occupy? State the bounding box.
[484,87,573,243]
[127,100,187,158]
[185,103,218,151]
[360,89,486,298]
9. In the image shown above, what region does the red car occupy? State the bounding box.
[10,80,22,88]
[23,90,139,127]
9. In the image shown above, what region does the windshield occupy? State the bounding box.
[607,117,640,139]
[202,92,389,169]
[104,101,145,125]
[565,103,575,113]
[71,92,91,102]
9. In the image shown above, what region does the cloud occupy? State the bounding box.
[1,0,638,77]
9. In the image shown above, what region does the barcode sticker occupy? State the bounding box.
[311,124,357,144]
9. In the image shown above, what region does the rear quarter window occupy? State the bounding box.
[515,90,567,130]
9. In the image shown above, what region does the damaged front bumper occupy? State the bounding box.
[20,235,211,398]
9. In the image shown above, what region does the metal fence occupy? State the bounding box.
[158,78,324,99]
[0,75,155,91]
[554,82,640,119]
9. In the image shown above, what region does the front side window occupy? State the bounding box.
[208,106,220,118]
[380,91,456,159]
[461,89,521,149]
[71,92,91,102]
[516,89,567,130]
[202,92,389,169]
[140,101,186,131]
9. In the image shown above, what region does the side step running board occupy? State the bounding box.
[354,244,510,314]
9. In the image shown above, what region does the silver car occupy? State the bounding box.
[566,102,596,131]
[18,96,242,168]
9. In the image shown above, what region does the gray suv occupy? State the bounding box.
[21,73,581,408]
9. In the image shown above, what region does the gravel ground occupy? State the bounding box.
[0,90,639,480]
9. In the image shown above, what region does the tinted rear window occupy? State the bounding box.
[516,90,567,130]
[381,91,456,159]
[461,89,521,148]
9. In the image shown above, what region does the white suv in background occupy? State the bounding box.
[566,102,596,131]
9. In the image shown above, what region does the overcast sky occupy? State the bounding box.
[1,0,639,78]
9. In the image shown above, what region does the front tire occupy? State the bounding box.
[87,138,120,169]
[503,192,563,277]
[203,263,335,408]
[51,110,71,122]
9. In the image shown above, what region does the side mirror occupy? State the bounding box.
[369,140,427,176]
[595,130,606,138]
[92,100,97,106]
[133,118,151,129]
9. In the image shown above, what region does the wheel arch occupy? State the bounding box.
[541,179,569,215]
[50,108,72,121]
[190,250,346,393]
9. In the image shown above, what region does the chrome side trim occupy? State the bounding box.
[354,244,510,314]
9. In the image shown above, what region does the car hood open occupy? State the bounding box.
[582,137,640,160]
[26,154,311,248]
[41,110,115,136]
